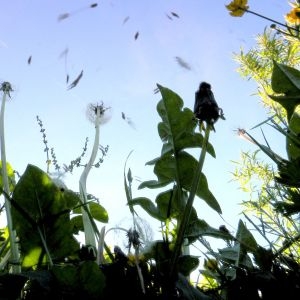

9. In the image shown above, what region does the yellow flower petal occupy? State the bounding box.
[226,0,249,17]
[285,7,300,24]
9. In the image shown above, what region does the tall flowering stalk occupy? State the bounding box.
[79,102,109,256]
[0,82,20,273]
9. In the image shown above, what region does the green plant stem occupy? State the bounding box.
[0,90,20,273]
[244,8,300,33]
[170,124,211,278]
[79,108,101,252]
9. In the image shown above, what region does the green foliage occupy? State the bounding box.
[52,261,105,298]
[0,161,15,195]
[131,84,221,219]
[11,164,81,267]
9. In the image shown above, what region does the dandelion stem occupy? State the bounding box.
[79,106,101,253]
[170,124,211,279]
[0,84,20,273]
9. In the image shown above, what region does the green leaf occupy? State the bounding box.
[271,61,300,94]
[129,197,164,221]
[78,261,105,298]
[270,61,300,119]
[70,215,84,234]
[178,255,199,276]
[177,151,221,213]
[0,161,16,194]
[140,151,221,213]
[156,84,215,157]
[52,261,105,298]
[236,219,258,253]
[219,244,254,268]
[287,104,300,160]
[185,219,233,242]
[11,164,80,267]
[52,264,79,289]
[89,202,108,223]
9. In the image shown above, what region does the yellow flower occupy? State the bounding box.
[225,0,249,17]
[285,7,300,25]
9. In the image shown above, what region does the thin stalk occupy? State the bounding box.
[242,7,300,33]
[79,106,101,252]
[170,125,211,278]
[0,85,20,273]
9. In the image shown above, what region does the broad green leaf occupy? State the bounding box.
[129,197,164,221]
[140,151,221,213]
[89,202,108,223]
[185,219,233,242]
[52,264,79,288]
[271,61,300,94]
[177,151,221,213]
[218,244,253,268]
[236,219,258,253]
[287,104,300,160]
[157,84,215,157]
[270,61,300,119]
[70,215,84,234]
[78,261,105,298]
[178,255,199,276]
[52,261,105,298]
[155,188,198,222]
[11,164,80,266]
[290,104,300,135]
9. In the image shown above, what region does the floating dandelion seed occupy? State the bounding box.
[58,47,69,59]
[67,70,83,90]
[57,13,70,21]
[134,31,139,40]
[58,47,69,85]
[121,112,136,129]
[165,13,173,20]
[123,16,130,24]
[86,102,112,125]
[175,56,191,70]
[27,56,32,65]
[0,40,8,48]
[57,3,98,22]
[171,11,180,18]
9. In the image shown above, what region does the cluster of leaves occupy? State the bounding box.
[0,72,299,299]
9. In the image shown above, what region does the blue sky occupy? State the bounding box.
[0,1,289,245]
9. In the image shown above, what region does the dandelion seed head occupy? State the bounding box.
[86,102,112,125]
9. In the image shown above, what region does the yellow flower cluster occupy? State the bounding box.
[285,3,300,25]
[225,0,249,17]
